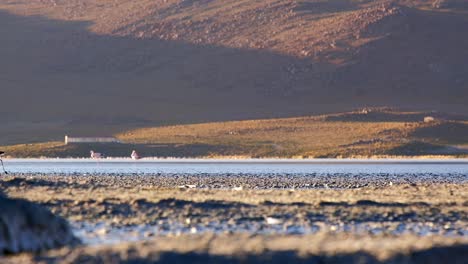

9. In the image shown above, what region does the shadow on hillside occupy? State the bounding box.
[438,0,468,10]
[324,110,468,123]
[387,141,468,156]
[0,9,339,145]
[1,4,468,145]
[330,6,468,109]
[43,142,236,158]
[325,111,427,122]
[410,122,468,144]
[45,143,226,158]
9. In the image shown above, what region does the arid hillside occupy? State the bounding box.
[0,0,467,144]
[3,109,468,158]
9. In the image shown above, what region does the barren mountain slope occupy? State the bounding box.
[0,0,467,144]
[3,109,468,158]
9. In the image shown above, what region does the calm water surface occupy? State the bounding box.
[4,159,468,175]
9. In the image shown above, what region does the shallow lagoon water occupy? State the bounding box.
[72,220,468,246]
[4,158,468,175]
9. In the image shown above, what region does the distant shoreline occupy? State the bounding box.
[2,110,468,159]
[4,156,468,163]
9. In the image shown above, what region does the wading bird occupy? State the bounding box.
[90,150,103,159]
[131,150,140,160]
[0,151,7,174]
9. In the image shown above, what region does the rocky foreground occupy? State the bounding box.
[0,195,79,255]
[0,173,467,263]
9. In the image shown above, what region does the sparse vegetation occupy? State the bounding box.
[3,110,468,158]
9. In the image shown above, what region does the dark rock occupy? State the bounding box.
[0,195,80,255]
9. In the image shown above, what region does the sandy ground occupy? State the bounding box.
[0,174,467,263]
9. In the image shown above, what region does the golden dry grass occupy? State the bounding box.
[117,116,413,157]
[115,110,468,158]
[3,111,467,158]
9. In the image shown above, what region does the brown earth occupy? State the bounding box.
[0,0,467,145]
[3,235,467,264]
[2,109,468,158]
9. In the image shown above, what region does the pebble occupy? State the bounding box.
[266,217,282,225]
[96,227,110,236]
